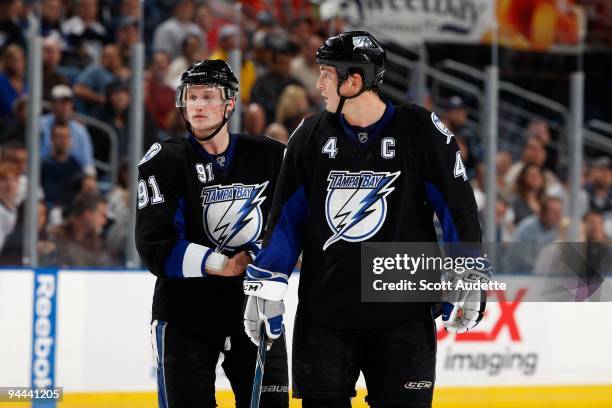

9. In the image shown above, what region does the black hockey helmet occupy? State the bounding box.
[175,59,239,107]
[316,31,387,89]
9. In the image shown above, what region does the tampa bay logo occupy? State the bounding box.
[324,170,400,250]
[202,182,268,252]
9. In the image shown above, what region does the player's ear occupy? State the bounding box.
[226,96,236,113]
[348,71,363,90]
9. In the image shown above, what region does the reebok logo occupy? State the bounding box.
[404,381,432,390]
[32,272,57,388]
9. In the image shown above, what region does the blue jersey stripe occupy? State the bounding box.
[164,198,189,278]
[425,182,460,243]
[200,248,212,276]
[255,185,308,276]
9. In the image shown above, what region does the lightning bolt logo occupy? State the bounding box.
[323,171,400,250]
[202,181,268,251]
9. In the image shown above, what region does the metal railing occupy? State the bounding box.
[73,112,119,186]
[384,54,612,162]
[41,101,119,186]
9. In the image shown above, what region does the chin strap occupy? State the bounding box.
[181,103,234,142]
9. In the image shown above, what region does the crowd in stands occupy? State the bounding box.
[0,0,609,272]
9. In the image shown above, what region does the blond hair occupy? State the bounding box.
[275,85,308,124]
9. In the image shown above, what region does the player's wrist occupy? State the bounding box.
[202,251,229,276]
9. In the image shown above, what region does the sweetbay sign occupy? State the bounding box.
[320,0,493,46]
[321,0,586,51]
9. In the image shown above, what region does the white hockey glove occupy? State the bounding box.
[243,264,288,348]
[441,264,492,333]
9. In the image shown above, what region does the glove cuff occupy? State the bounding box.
[461,269,492,284]
[244,265,288,301]
[244,279,287,301]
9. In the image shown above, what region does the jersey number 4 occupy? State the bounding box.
[322,137,338,158]
[453,151,468,181]
[138,176,165,209]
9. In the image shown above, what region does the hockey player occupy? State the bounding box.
[243,32,491,407]
[136,60,288,408]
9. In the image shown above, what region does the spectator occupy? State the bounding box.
[526,119,557,172]
[145,51,175,132]
[0,140,27,205]
[586,156,612,237]
[251,30,272,77]
[210,24,257,104]
[165,33,205,88]
[584,211,609,243]
[194,2,215,51]
[73,44,127,116]
[1,94,26,143]
[0,0,26,50]
[512,163,546,225]
[42,36,70,102]
[62,0,107,63]
[114,16,139,67]
[109,0,141,36]
[105,161,129,262]
[47,192,116,267]
[40,0,63,38]
[101,80,158,159]
[250,36,301,124]
[0,162,20,253]
[508,196,564,272]
[581,211,611,282]
[455,134,478,178]
[494,195,514,243]
[41,123,84,209]
[496,150,513,194]
[471,162,486,210]
[117,0,140,22]
[48,172,97,227]
[244,103,266,136]
[264,122,289,145]
[41,84,95,174]
[153,0,204,60]
[443,95,480,159]
[290,34,324,107]
[275,84,310,134]
[288,16,313,46]
[0,199,53,265]
[255,10,276,32]
[0,44,27,122]
[505,135,561,195]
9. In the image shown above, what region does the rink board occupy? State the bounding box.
[2,268,612,407]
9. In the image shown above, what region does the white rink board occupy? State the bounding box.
[0,270,33,387]
[1,270,612,392]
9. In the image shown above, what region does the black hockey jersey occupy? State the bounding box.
[252,103,481,329]
[136,133,285,335]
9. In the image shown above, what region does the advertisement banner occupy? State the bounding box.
[322,0,586,51]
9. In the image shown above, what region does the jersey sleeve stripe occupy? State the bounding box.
[255,185,308,276]
[200,247,213,277]
[164,240,190,278]
[181,244,207,278]
[425,182,461,243]
[163,197,207,279]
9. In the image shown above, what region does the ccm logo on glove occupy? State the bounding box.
[244,282,263,292]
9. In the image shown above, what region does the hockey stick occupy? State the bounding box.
[249,324,268,408]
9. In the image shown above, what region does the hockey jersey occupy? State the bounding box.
[136,133,285,335]
[251,103,481,329]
